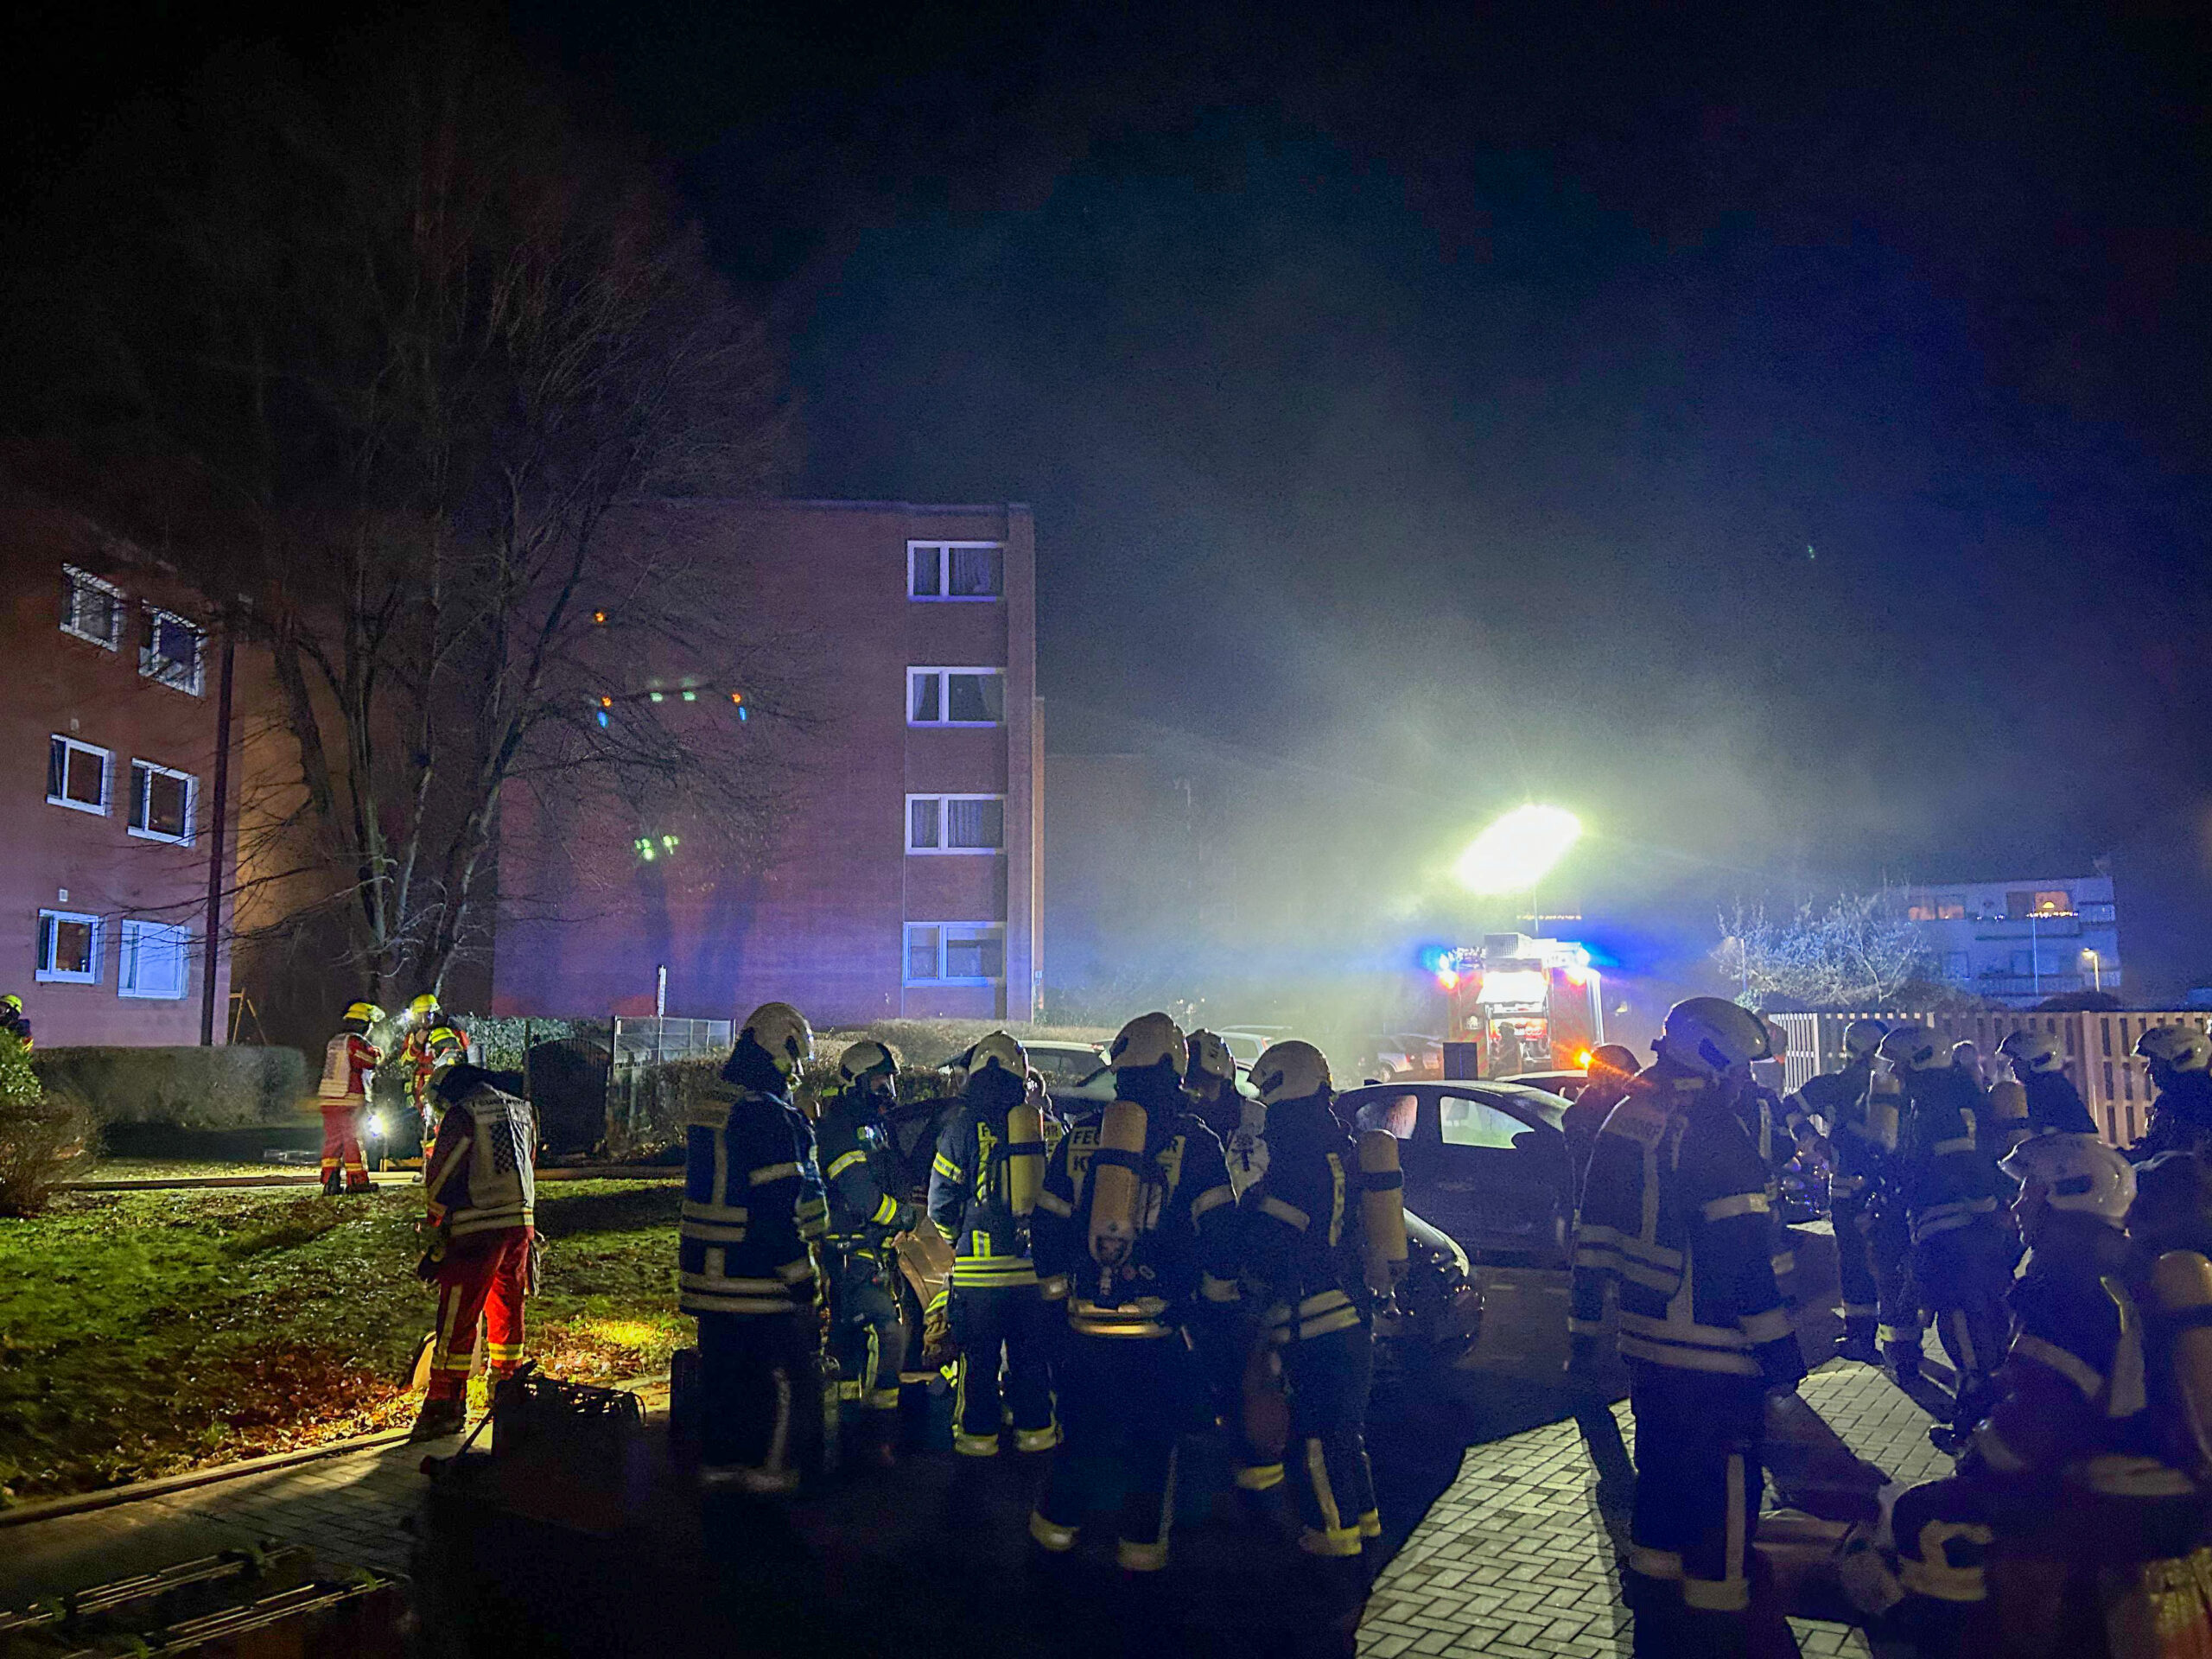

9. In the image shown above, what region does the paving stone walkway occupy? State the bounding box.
[1357,1357,1945,1657]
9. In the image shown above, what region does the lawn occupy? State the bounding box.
[0,1179,686,1504]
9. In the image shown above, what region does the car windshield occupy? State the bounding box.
[1027,1050,1101,1084]
[1439,1096,1527,1149]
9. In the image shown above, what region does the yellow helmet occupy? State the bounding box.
[837,1039,899,1090]
[344,1001,385,1027]
[428,1026,465,1054]
[409,993,441,1021]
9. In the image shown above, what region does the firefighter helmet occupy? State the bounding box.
[427,1025,465,1055]
[1841,1018,1888,1060]
[1586,1043,1640,1084]
[2000,1132,2135,1226]
[1109,1011,1187,1077]
[1997,1028,2066,1076]
[1186,1029,1236,1085]
[1952,1040,1980,1074]
[1251,1040,1332,1106]
[344,1001,385,1027]
[409,993,440,1020]
[837,1039,899,1090]
[2137,1026,2212,1076]
[1655,997,1769,1077]
[2,995,22,1014]
[740,1001,814,1077]
[968,1031,1028,1078]
[1878,1025,1948,1071]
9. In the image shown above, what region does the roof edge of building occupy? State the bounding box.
[618,496,1031,515]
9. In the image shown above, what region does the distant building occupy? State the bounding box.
[2,506,234,1045]
[491,500,1041,1026]
[1904,871,2121,1007]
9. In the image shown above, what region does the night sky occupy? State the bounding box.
[13,0,2212,992]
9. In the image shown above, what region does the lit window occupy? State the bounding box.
[904,922,1006,984]
[60,565,125,648]
[908,542,1004,601]
[118,919,191,999]
[2034,890,2071,916]
[128,760,195,844]
[140,607,205,695]
[47,735,111,815]
[36,910,101,984]
[906,794,1005,854]
[907,668,1005,726]
[1938,902,1965,919]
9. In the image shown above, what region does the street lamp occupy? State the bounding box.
[1452,804,1583,896]
[2082,948,2102,994]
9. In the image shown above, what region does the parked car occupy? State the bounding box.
[1211,1027,1291,1068]
[1366,1032,1445,1081]
[1337,1080,1576,1268]
[939,1037,1109,1090]
[1496,1066,1592,1102]
[1048,1060,1258,1116]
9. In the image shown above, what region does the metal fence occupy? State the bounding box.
[1771,1007,2212,1147]
[608,1017,733,1065]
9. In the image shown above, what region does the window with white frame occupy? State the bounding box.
[118,919,192,999]
[61,565,126,648]
[906,794,1006,853]
[904,922,1006,984]
[36,910,101,984]
[908,541,1004,600]
[140,607,206,695]
[907,667,1005,726]
[47,735,111,815]
[129,760,196,844]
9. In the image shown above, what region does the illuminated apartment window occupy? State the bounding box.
[907,668,1005,727]
[47,735,111,815]
[119,920,191,999]
[906,794,1005,854]
[129,760,196,844]
[904,923,1006,984]
[908,542,1004,600]
[36,910,101,984]
[60,565,125,648]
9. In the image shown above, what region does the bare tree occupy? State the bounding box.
[1714,891,1934,1010]
[47,29,803,1001]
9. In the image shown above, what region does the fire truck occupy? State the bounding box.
[1432,932,1605,1077]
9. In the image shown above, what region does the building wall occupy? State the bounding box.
[490,499,1039,1027]
[1,508,234,1046]
[1905,874,2121,1007]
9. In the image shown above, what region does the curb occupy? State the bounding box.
[64,1166,681,1193]
[0,1371,673,1531]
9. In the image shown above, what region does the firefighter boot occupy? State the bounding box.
[409,1396,467,1442]
[1835,1324,1881,1365]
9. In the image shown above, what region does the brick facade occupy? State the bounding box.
[2,508,234,1046]
[490,500,1041,1027]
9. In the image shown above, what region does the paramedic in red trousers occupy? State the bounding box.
[410,1059,538,1440]
[317,1001,383,1195]
[1570,996,1804,1656]
[678,1001,830,1492]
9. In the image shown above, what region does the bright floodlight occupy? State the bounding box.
[1452,804,1582,894]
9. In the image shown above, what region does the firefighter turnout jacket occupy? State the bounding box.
[1897,1065,2001,1245]
[679,1077,828,1319]
[1570,1061,1805,1389]
[319,1032,380,1100]
[930,1095,1047,1292]
[424,1081,537,1243]
[1241,1093,1369,1345]
[818,1093,917,1244]
[1033,1106,1241,1339]
[2022,1068,2098,1136]
[1791,1059,1881,1193]
[2139,1072,2212,1161]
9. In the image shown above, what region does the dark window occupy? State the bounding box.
[909,798,941,849]
[946,672,1003,723]
[130,762,193,842]
[946,798,1003,849]
[947,545,1002,597]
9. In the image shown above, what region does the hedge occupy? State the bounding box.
[32,1046,315,1129]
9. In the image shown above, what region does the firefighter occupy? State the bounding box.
[1028,1011,1243,1573]
[1242,1040,1383,1560]
[1789,1018,1889,1363]
[1885,1134,2208,1658]
[1563,1044,1641,1194]
[816,1039,918,1467]
[316,1001,383,1195]
[678,1002,829,1492]
[1185,1028,1243,1142]
[1994,1030,2098,1136]
[1570,996,1804,1653]
[1742,1016,1807,1287]
[927,1031,1058,1459]
[0,993,31,1049]
[410,1058,538,1440]
[2133,1027,2212,1160]
[1880,1023,2011,1430]
[2132,1152,2212,1262]
[398,994,443,1154]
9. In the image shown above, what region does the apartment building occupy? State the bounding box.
[3,506,233,1045]
[1904,871,2121,1008]
[491,500,1041,1026]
